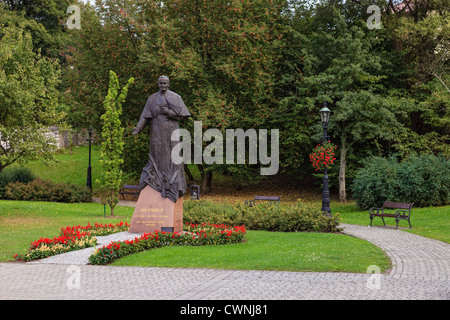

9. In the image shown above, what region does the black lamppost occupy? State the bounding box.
[319,102,331,217]
[86,126,93,190]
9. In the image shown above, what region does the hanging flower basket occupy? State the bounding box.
[309,141,337,171]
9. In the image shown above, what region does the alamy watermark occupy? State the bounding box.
[171,121,280,176]
[366,265,381,290]
[66,5,81,30]
[66,265,81,290]
[366,5,382,30]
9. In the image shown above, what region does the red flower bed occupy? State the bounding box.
[89,222,247,265]
[14,221,130,261]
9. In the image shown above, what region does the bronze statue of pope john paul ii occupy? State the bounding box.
[132,76,191,202]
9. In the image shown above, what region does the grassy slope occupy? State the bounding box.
[11,146,105,190]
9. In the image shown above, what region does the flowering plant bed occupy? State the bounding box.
[309,141,337,171]
[13,221,130,261]
[61,221,130,237]
[88,222,247,265]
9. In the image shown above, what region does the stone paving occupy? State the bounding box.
[0,223,449,300]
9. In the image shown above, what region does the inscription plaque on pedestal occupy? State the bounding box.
[128,185,183,233]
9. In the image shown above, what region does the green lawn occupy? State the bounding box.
[11,146,107,193]
[0,200,134,261]
[1,146,448,272]
[0,200,392,273]
[111,230,391,273]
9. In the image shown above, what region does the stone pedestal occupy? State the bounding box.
[128,185,183,233]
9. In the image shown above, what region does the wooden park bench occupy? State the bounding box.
[244,195,281,207]
[369,201,414,229]
[119,184,141,201]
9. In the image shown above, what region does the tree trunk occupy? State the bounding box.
[201,170,213,194]
[197,164,213,194]
[109,191,115,216]
[206,170,212,193]
[184,163,194,181]
[339,139,347,203]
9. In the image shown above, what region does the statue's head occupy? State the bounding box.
[158,75,170,92]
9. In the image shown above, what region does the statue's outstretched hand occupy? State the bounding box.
[132,127,139,135]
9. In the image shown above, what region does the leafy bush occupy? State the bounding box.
[238,202,341,233]
[183,200,242,226]
[351,157,399,209]
[0,167,36,198]
[352,154,450,208]
[183,200,342,233]
[4,178,92,203]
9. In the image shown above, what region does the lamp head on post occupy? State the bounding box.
[319,102,331,125]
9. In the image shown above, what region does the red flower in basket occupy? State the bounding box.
[309,141,337,171]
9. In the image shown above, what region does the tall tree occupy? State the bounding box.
[139,0,286,191]
[0,6,63,173]
[1,0,73,59]
[65,0,286,191]
[385,0,450,157]
[99,70,134,216]
[286,6,401,202]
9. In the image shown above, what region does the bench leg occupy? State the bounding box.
[395,218,399,229]
[369,215,373,227]
[408,218,412,229]
[381,216,386,226]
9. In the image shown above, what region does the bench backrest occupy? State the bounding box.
[383,201,413,210]
[254,196,281,201]
[123,184,140,189]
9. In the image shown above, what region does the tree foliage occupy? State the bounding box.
[8,0,446,199]
[0,5,62,173]
[1,0,73,59]
[99,70,134,215]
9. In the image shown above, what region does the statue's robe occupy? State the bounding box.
[134,89,191,202]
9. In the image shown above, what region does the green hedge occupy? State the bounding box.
[352,154,450,209]
[0,167,36,198]
[4,178,92,203]
[183,200,342,233]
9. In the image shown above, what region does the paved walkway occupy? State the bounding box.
[0,224,449,300]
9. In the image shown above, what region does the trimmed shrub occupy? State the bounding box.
[238,202,341,233]
[183,200,242,226]
[352,154,450,209]
[0,167,36,198]
[4,178,92,203]
[351,157,400,209]
[183,200,342,233]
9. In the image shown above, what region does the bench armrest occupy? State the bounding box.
[369,207,383,215]
[394,209,411,217]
